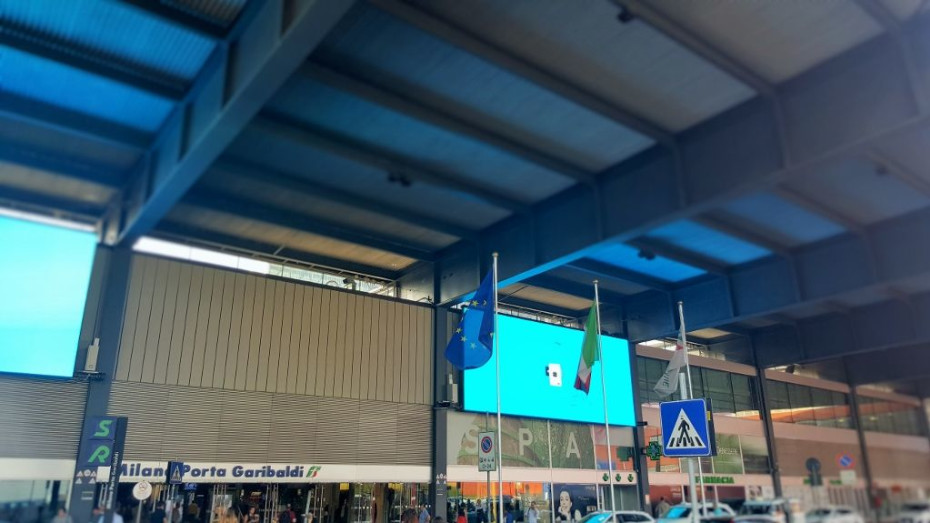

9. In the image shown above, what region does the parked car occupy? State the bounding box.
[735,499,804,523]
[897,502,930,523]
[577,511,656,523]
[658,503,735,523]
[804,506,863,523]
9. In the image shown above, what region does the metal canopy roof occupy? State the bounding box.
[3,0,930,394]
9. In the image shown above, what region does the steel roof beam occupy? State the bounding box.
[119,0,230,39]
[566,259,672,292]
[627,237,728,275]
[152,221,401,281]
[253,112,530,214]
[0,185,108,218]
[625,205,930,343]
[0,141,124,189]
[0,20,187,101]
[0,92,150,152]
[213,159,479,241]
[771,186,866,235]
[611,0,773,98]
[693,214,791,258]
[116,0,358,244]
[184,189,437,262]
[368,0,676,149]
[866,150,930,198]
[303,61,597,186]
[524,274,626,306]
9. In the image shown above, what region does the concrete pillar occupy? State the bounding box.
[627,345,649,511]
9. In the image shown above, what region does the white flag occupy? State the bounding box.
[653,318,688,397]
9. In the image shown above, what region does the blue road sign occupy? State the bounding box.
[660,399,713,457]
[167,461,184,485]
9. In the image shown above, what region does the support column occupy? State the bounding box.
[845,369,878,523]
[430,305,452,522]
[627,345,649,511]
[68,247,133,522]
[752,362,783,497]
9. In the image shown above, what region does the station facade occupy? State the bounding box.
[1,248,929,523]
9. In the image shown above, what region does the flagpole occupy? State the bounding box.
[593,282,618,523]
[493,253,504,523]
[677,302,707,519]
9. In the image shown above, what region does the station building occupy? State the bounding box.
[2,2,930,523]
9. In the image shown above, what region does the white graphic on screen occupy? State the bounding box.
[546,363,562,387]
[665,409,706,450]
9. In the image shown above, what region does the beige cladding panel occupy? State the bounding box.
[108,381,431,466]
[0,377,87,459]
[116,255,433,405]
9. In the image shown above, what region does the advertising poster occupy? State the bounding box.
[739,435,770,474]
[712,434,744,474]
[449,412,552,468]
[551,484,597,523]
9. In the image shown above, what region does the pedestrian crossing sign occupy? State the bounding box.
[659,399,716,457]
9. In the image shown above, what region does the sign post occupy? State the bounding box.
[132,481,153,523]
[660,398,715,522]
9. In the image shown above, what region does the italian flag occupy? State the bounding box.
[574,303,599,394]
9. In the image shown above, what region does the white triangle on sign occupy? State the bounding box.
[665,408,706,450]
[90,470,97,478]
[75,478,83,485]
[89,479,96,485]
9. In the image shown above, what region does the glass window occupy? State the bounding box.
[832,391,852,428]
[810,388,837,428]
[767,381,793,424]
[705,370,734,415]
[732,375,758,419]
[788,384,815,425]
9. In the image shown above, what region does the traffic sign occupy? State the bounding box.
[132,481,152,501]
[659,399,714,457]
[477,431,497,472]
[837,453,855,469]
[806,457,821,473]
[167,461,184,485]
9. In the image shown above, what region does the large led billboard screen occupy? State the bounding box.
[463,314,636,426]
[0,215,96,377]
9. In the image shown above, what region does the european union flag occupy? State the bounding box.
[444,271,494,369]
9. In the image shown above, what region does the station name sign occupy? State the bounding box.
[118,462,321,482]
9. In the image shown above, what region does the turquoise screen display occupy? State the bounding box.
[0,215,96,377]
[463,314,636,426]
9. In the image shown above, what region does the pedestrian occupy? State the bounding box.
[655,498,670,519]
[171,505,182,523]
[524,503,538,523]
[52,508,73,523]
[402,509,417,523]
[505,505,514,523]
[244,507,260,523]
[418,505,430,523]
[97,506,125,523]
[455,509,465,523]
[280,505,297,523]
[151,502,168,523]
[475,508,487,523]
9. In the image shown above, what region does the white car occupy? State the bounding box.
[736,499,803,523]
[898,502,930,523]
[578,511,656,523]
[658,503,735,523]
[804,506,863,523]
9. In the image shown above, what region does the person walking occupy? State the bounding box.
[244,507,260,523]
[280,505,297,523]
[654,498,670,519]
[454,509,465,523]
[504,505,514,523]
[418,505,430,523]
[151,502,168,523]
[524,503,538,523]
[52,508,73,523]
